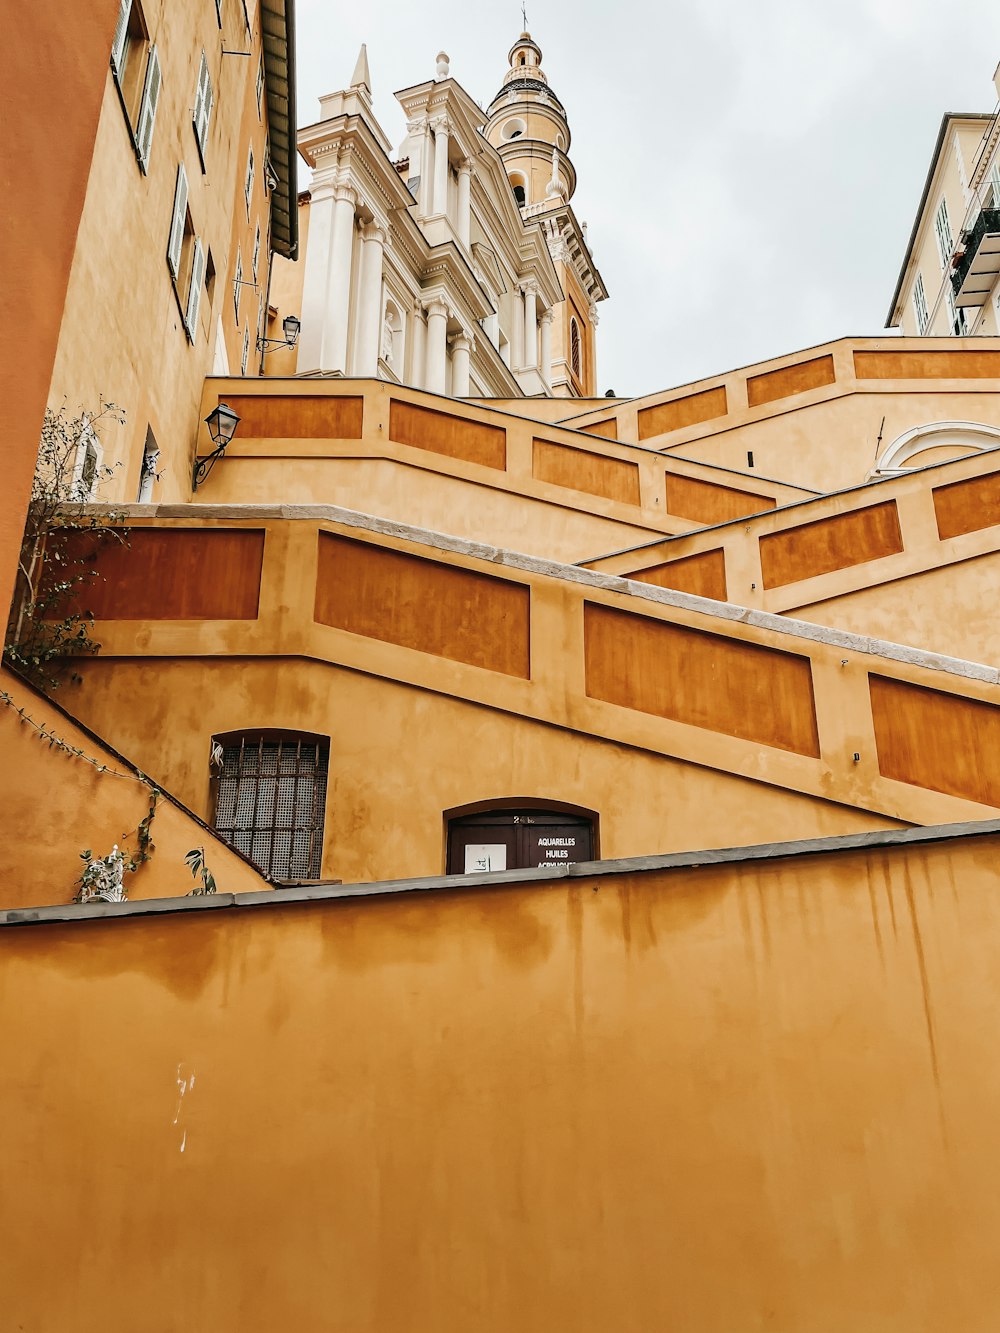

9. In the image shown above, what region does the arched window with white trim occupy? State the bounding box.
[869,421,1000,479]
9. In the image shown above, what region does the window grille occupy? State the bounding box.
[213,735,328,880]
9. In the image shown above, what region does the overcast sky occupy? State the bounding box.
[294,0,1000,398]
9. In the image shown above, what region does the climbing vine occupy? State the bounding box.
[4,402,128,693]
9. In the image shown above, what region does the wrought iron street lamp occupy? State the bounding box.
[193,402,241,490]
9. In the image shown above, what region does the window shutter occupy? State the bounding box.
[167,164,189,276]
[193,53,213,152]
[135,44,162,170]
[185,239,206,337]
[110,0,131,76]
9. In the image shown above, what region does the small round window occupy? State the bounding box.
[502,118,527,142]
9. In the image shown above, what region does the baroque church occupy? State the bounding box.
[265,33,606,398]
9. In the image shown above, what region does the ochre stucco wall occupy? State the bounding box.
[4,832,1000,1329]
[61,656,904,885]
[0,0,120,626]
[0,669,269,908]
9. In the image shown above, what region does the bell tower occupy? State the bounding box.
[484,32,606,397]
[484,32,575,215]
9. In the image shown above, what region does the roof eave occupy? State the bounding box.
[262,0,298,260]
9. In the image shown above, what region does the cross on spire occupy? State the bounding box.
[521,3,528,30]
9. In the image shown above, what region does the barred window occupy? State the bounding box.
[212,734,328,880]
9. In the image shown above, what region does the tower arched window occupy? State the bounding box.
[509,171,527,207]
[570,317,582,379]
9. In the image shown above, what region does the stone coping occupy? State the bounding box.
[4,818,1000,928]
[84,502,1000,685]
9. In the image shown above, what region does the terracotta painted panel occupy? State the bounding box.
[584,602,820,756]
[870,675,1000,807]
[759,502,904,589]
[389,400,506,470]
[56,528,264,620]
[223,395,364,439]
[855,350,1000,379]
[637,386,728,440]
[933,472,1000,540]
[314,533,529,677]
[665,474,777,525]
[746,355,836,408]
[628,549,728,601]
[532,440,640,506]
[580,418,618,440]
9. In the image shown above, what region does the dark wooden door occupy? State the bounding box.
[447,809,594,875]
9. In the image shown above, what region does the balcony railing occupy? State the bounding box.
[951,207,1000,307]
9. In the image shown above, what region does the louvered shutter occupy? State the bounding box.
[193,53,213,153]
[110,0,131,76]
[185,239,205,338]
[167,164,189,276]
[135,44,161,170]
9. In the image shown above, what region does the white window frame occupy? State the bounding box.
[72,421,104,502]
[234,248,243,320]
[913,272,929,334]
[244,146,255,215]
[256,59,265,118]
[252,224,261,280]
[167,164,189,278]
[990,161,1000,210]
[934,197,953,270]
[185,238,206,341]
[241,324,250,376]
[192,51,214,165]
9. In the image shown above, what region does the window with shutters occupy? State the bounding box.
[167,164,204,339]
[234,247,243,320]
[252,224,261,280]
[913,271,930,334]
[212,733,329,881]
[256,59,265,118]
[934,197,953,269]
[72,423,104,501]
[192,51,214,168]
[241,324,250,375]
[110,0,160,172]
[245,146,255,215]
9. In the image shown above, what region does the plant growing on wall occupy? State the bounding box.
[4,402,127,693]
[185,846,218,896]
[74,787,161,904]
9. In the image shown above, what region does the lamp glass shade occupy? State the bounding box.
[204,403,241,445]
[282,314,301,346]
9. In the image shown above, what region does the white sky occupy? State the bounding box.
[294,0,1000,398]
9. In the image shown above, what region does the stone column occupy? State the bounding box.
[354,222,387,376]
[296,179,335,374]
[539,308,553,389]
[457,158,472,248]
[522,283,538,371]
[432,116,450,217]
[409,301,426,389]
[326,183,358,375]
[424,298,449,394]
[451,332,472,397]
[417,118,434,219]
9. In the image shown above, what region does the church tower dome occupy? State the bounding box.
[484,31,576,212]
